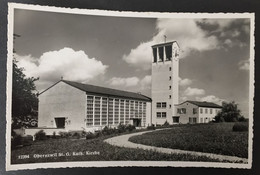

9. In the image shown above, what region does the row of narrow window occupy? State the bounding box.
[177,108,218,114]
[86,96,146,126]
[153,45,173,62]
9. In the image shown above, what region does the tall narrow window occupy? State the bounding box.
[94,97,101,126]
[169,86,171,90]
[108,98,113,125]
[200,108,203,114]
[169,95,171,99]
[86,96,94,126]
[153,48,157,62]
[158,47,164,61]
[169,76,171,80]
[165,45,172,61]
[169,67,172,71]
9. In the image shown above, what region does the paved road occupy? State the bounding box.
[104,129,248,163]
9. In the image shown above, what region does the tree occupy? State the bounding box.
[214,101,244,122]
[12,59,39,129]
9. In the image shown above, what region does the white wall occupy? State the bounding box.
[175,102,199,124]
[151,42,179,125]
[198,107,221,123]
[38,81,86,130]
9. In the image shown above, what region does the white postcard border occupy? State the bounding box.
[6,2,255,171]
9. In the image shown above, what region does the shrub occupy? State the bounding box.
[72,132,81,139]
[125,124,136,132]
[11,135,22,149]
[232,123,248,132]
[81,131,87,137]
[118,123,127,133]
[102,126,113,135]
[86,132,96,140]
[147,124,155,130]
[12,135,33,149]
[35,130,46,141]
[163,121,170,127]
[52,131,56,139]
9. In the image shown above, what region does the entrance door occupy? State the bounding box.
[133,119,141,127]
[172,116,179,123]
[55,117,65,128]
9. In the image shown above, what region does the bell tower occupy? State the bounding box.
[151,41,180,125]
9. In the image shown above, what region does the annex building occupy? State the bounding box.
[174,101,222,124]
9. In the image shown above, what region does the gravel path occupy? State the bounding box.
[104,129,248,163]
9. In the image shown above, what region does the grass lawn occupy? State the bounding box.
[129,122,248,158]
[11,131,242,164]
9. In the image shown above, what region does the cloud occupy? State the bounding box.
[122,19,219,70]
[238,59,250,70]
[196,95,224,105]
[122,41,155,70]
[201,19,235,31]
[107,76,140,87]
[184,87,205,96]
[140,75,152,89]
[179,77,193,86]
[15,47,108,88]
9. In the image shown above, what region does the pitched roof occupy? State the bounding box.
[56,80,152,101]
[178,100,222,108]
[151,41,179,48]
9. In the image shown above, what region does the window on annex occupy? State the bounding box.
[169,67,172,71]
[189,117,197,124]
[169,95,171,99]
[177,108,186,114]
[165,45,172,61]
[210,108,212,114]
[205,108,208,114]
[153,47,157,62]
[193,108,197,114]
[158,47,164,61]
[200,108,203,114]
[172,116,179,123]
[169,76,171,80]
[169,86,171,90]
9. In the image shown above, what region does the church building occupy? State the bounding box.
[25,40,222,136]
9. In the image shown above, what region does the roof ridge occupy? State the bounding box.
[61,80,151,101]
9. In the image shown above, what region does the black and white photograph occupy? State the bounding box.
[5,3,254,171]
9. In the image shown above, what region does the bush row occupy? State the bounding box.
[85,124,136,140]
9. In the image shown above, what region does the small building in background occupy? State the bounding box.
[174,101,222,124]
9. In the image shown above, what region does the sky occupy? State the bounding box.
[13,9,251,117]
